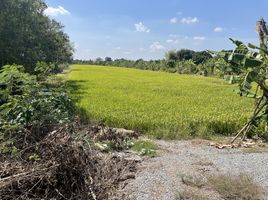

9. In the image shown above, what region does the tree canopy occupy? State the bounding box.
[165,49,212,65]
[0,0,73,72]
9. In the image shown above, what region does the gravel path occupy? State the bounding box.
[118,140,268,200]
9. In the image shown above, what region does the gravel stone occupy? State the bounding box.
[118,140,268,200]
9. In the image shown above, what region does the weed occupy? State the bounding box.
[177,189,209,200]
[208,173,263,200]
[181,174,206,188]
[131,140,156,157]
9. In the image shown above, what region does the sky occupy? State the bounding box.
[44,0,268,60]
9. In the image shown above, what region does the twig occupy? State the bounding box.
[16,177,44,200]
[54,188,68,200]
[0,164,59,188]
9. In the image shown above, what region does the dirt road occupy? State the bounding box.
[118,140,268,200]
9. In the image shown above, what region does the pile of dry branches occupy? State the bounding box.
[0,122,138,199]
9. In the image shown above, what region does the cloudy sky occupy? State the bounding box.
[45,0,268,60]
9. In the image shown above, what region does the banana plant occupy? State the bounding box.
[212,18,268,142]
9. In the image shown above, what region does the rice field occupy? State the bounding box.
[68,65,254,139]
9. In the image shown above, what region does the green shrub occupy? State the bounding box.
[0,64,74,149]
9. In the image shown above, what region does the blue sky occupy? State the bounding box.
[45,0,268,60]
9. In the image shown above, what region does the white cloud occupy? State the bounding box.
[150,42,165,51]
[44,6,70,17]
[181,17,199,24]
[170,17,177,24]
[134,22,150,33]
[193,36,205,40]
[166,39,179,44]
[115,46,121,50]
[169,34,189,39]
[214,27,224,32]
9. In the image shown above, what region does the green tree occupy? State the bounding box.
[192,51,212,64]
[176,49,195,61]
[0,0,73,72]
[105,57,112,62]
[165,50,178,61]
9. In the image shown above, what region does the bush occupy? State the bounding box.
[0,64,74,151]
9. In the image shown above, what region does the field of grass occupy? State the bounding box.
[68,65,254,139]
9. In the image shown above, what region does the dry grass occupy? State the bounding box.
[181,174,206,188]
[208,173,263,200]
[242,146,268,154]
[179,173,263,200]
[177,189,209,200]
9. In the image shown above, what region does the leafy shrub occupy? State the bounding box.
[0,65,35,105]
[0,64,74,149]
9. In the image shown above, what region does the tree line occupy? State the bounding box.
[73,49,233,78]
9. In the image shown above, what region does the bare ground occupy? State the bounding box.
[118,139,268,200]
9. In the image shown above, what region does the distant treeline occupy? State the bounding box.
[73,49,234,77]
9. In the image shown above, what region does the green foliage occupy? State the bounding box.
[165,50,178,61]
[176,49,195,61]
[131,140,156,157]
[176,60,198,74]
[165,49,212,65]
[0,64,73,136]
[94,139,157,157]
[215,39,266,97]
[28,153,41,161]
[0,0,73,72]
[0,65,35,105]
[167,59,176,68]
[0,138,18,156]
[213,18,268,140]
[73,49,214,76]
[68,65,253,139]
[192,51,213,65]
[214,58,233,77]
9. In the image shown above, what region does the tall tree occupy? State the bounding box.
[192,51,212,64]
[0,0,73,72]
[176,49,195,61]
